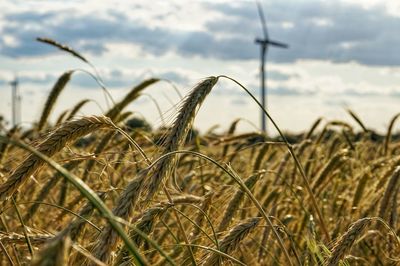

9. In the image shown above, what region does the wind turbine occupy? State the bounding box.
[255,1,288,133]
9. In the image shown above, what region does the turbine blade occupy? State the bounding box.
[256,0,268,39]
[267,40,289,48]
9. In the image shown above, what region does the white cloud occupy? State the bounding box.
[342,0,400,16]
[311,18,334,27]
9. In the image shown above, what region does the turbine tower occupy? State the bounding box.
[255,1,288,133]
[10,76,21,127]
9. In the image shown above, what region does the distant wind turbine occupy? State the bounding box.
[255,1,288,133]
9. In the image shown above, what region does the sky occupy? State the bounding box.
[1,0,400,134]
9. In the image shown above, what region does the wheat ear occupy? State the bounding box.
[116,206,168,264]
[65,99,90,121]
[327,218,372,266]
[217,174,260,232]
[91,173,145,263]
[143,77,218,201]
[55,110,70,125]
[378,166,400,219]
[38,71,74,131]
[253,144,269,172]
[311,149,348,192]
[36,37,88,63]
[31,235,72,266]
[105,78,160,120]
[202,217,261,266]
[0,116,116,201]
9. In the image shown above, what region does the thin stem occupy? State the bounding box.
[72,68,116,107]
[11,196,34,257]
[171,206,217,247]
[0,240,14,265]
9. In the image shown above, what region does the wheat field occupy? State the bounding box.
[0,39,399,266]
